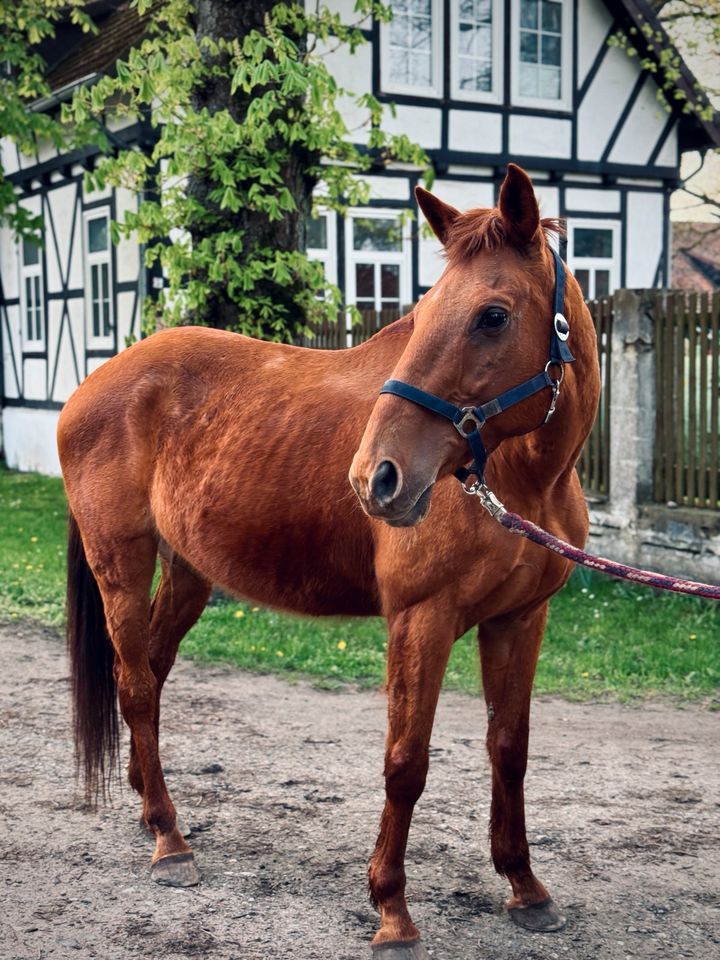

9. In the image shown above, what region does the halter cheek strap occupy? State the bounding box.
[379,249,575,486]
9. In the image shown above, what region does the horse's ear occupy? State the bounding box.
[498,163,540,246]
[415,186,461,245]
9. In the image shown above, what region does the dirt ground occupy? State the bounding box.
[1,621,718,960]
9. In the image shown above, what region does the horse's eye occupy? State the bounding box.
[474,308,509,334]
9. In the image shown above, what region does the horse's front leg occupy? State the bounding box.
[369,601,457,957]
[479,604,566,932]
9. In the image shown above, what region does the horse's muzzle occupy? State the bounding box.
[350,458,434,527]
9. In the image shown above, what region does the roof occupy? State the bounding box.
[43,1,149,94]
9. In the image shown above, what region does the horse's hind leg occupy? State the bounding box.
[127,551,211,806]
[89,534,197,884]
[479,603,566,932]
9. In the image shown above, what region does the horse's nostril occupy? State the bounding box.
[371,460,400,505]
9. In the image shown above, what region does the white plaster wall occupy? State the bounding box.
[117,290,138,347]
[0,225,19,300]
[115,187,141,284]
[362,175,410,201]
[418,180,495,288]
[321,0,371,26]
[2,304,21,399]
[448,111,502,154]
[609,77,670,166]
[23,358,47,401]
[0,137,20,176]
[321,42,373,145]
[509,116,572,159]
[577,44,640,162]
[533,184,559,219]
[565,187,621,213]
[382,105,442,150]
[46,184,80,293]
[656,122,678,169]
[51,298,83,403]
[625,191,664,287]
[2,407,61,476]
[577,0,613,87]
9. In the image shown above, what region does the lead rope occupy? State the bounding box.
[467,482,720,601]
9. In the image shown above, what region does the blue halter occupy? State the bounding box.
[379,248,575,487]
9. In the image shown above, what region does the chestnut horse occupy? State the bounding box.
[58,165,599,958]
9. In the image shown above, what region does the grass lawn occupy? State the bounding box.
[1,467,718,702]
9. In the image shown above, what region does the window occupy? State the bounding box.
[84,210,114,347]
[306,211,337,289]
[568,221,620,300]
[451,0,502,103]
[20,237,44,349]
[512,0,571,109]
[345,210,411,314]
[381,0,442,97]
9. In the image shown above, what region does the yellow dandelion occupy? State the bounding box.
[581,671,589,678]
[337,640,347,651]
[251,606,260,612]
[234,609,245,619]
[276,650,284,657]
[30,536,38,542]
[689,634,697,640]
[25,564,33,571]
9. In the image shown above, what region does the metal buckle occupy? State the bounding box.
[544,360,565,385]
[462,480,507,520]
[554,313,570,340]
[454,407,484,437]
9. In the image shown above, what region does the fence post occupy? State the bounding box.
[607,290,656,515]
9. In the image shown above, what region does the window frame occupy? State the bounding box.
[306,209,338,290]
[83,208,115,350]
[511,0,573,111]
[567,219,621,300]
[450,0,504,104]
[344,208,412,314]
[380,0,443,99]
[19,236,45,353]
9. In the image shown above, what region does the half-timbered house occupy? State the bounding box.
[1,0,718,473]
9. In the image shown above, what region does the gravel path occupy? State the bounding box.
[1,621,718,960]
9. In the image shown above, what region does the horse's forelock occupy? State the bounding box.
[443,208,565,263]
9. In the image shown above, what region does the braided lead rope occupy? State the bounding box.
[469,484,720,601]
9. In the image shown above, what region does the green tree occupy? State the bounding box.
[0,0,98,238]
[64,0,430,339]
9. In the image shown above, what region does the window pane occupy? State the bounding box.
[23,239,40,266]
[520,31,538,64]
[520,0,538,30]
[411,0,431,13]
[519,63,538,96]
[88,217,108,254]
[356,263,375,300]
[25,277,33,339]
[542,0,562,33]
[411,16,431,51]
[35,305,42,341]
[575,269,590,299]
[391,13,408,46]
[574,228,613,258]
[34,275,40,314]
[539,64,561,98]
[307,215,327,250]
[459,22,474,54]
[93,299,100,338]
[408,51,431,86]
[475,0,492,23]
[595,270,610,299]
[541,34,561,66]
[91,262,99,303]
[381,263,400,300]
[476,25,491,61]
[460,0,474,15]
[101,263,110,336]
[390,49,409,84]
[353,218,402,252]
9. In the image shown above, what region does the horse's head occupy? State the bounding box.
[350,163,593,527]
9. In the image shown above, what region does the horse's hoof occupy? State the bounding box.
[371,940,431,959]
[508,897,566,932]
[150,851,200,887]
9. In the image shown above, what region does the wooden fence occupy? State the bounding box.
[297,308,401,349]
[653,290,720,510]
[577,296,613,500]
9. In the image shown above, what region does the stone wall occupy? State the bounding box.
[585,289,720,582]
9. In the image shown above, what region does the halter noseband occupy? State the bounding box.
[379,248,575,487]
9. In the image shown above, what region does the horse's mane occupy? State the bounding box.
[444,208,565,263]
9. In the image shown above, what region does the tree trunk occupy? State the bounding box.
[187,0,318,333]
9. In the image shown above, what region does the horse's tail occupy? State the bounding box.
[66,510,119,805]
